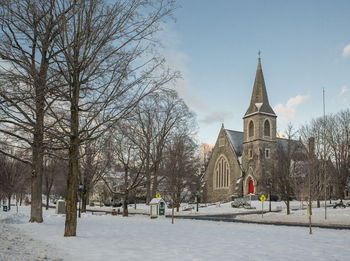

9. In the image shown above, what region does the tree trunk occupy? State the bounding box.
[64,134,79,236]
[7,194,11,211]
[29,69,46,223]
[151,164,159,200]
[286,199,290,215]
[145,160,151,204]
[151,174,158,200]
[82,191,87,213]
[176,203,180,212]
[122,193,129,217]
[64,81,80,237]
[46,192,49,210]
[30,133,44,222]
[82,186,90,213]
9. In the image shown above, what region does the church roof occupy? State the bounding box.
[244,58,276,117]
[225,129,304,160]
[224,129,243,157]
[276,138,305,155]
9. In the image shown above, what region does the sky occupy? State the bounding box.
[161,0,350,145]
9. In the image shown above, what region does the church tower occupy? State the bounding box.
[242,57,277,195]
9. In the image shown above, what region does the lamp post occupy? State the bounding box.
[195,190,200,212]
[78,181,83,218]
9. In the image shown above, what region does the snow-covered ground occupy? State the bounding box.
[1,204,350,261]
[91,200,350,226]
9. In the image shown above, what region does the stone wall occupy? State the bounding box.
[204,127,242,203]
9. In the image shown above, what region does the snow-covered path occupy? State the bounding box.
[1,206,350,261]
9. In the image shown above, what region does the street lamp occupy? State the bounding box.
[78,181,83,218]
[195,190,200,212]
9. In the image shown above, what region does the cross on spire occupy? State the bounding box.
[258,50,261,58]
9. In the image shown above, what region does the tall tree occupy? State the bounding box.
[130,90,192,203]
[51,0,177,236]
[275,124,305,214]
[326,110,350,199]
[162,134,199,215]
[105,123,146,217]
[0,0,71,222]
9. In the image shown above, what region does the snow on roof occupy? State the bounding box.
[149,198,165,205]
[224,129,243,157]
[276,138,304,153]
[255,102,263,111]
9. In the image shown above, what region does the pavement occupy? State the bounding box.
[167,211,350,230]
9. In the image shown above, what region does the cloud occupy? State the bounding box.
[339,86,349,96]
[200,110,234,124]
[158,25,208,112]
[339,85,349,103]
[343,44,350,57]
[273,94,310,123]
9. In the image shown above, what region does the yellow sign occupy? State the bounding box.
[156,193,161,198]
[260,194,266,202]
[307,204,312,218]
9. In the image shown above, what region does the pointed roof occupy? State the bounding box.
[244,58,276,117]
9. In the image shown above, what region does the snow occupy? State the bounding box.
[255,102,263,111]
[1,202,350,261]
[93,200,350,225]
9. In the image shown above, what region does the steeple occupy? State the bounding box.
[244,58,276,117]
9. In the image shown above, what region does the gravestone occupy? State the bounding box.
[55,199,66,214]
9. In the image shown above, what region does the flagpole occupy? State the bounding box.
[323,88,327,220]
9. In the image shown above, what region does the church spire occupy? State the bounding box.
[244,56,276,117]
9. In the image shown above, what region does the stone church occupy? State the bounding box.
[204,58,286,202]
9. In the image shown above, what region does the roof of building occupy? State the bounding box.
[225,129,305,161]
[149,198,165,205]
[244,58,276,117]
[224,129,244,157]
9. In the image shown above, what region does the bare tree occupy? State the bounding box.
[0,0,72,222]
[300,117,331,206]
[105,124,146,217]
[0,155,29,210]
[43,156,67,210]
[300,109,350,201]
[80,137,110,213]
[130,90,192,203]
[326,110,350,199]
[275,124,306,214]
[49,0,177,236]
[162,134,199,217]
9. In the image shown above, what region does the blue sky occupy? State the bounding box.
[162,0,350,145]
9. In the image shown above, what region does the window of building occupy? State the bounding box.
[249,149,253,159]
[264,120,270,136]
[249,120,254,137]
[265,148,270,158]
[214,156,230,189]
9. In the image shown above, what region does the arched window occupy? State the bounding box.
[214,156,230,189]
[249,120,254,137]
[264,120,270,136]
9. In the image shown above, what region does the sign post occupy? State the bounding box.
[260,194,266,218]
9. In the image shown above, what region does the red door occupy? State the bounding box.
[248,179,254,194]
